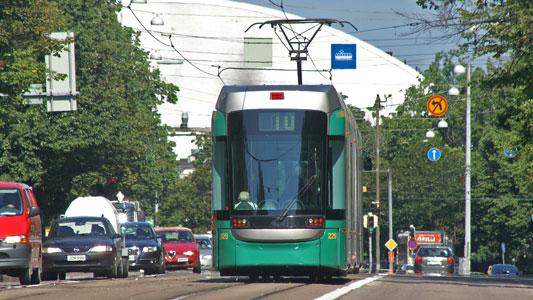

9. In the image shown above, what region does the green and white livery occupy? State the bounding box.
[211,85,364,280]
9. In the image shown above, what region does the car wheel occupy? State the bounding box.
[116,257,124,278]
[31,251,43,284]
[108,258,118,278]
[31,266,41,285]
[193,263,201,274]
[158,252,166,274]
[121,257,129,278]
[19,267,32,285]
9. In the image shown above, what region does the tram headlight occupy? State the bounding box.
[231,217,249,228]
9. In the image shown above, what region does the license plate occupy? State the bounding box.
[129,255,136,261]
[67,255,86,262]
[427,259,442,265]
[177,257,188,262]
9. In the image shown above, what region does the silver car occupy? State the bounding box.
[413,245,456,276]
[194,234,213,269]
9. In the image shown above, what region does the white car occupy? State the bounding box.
[194,234,213,269]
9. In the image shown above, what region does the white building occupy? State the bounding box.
[119,0,421,162]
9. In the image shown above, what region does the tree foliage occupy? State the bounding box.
[364,0,533,274]
[158,133,212,233]
[0,0,181,224]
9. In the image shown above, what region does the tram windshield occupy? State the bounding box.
[228,109,326,215]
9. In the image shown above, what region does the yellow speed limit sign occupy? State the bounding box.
[427,95,448,116]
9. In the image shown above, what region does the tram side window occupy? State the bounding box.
[328,138,345,209]
[213,138,228,210]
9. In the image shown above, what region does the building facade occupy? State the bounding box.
[120,0,421,161]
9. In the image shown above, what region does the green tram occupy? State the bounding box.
[211,85,364,280]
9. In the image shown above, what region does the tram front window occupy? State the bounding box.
[228,110,326,215]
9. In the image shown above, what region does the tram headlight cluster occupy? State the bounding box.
[231,218,249,228]
[307,217,324,228]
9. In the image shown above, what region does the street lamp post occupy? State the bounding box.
[464,63,472,276]
[451,63,471,275]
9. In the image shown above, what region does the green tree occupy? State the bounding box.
[0,1,181,223]
[370,50,533,273]
[0,1,67,187]
[159,133,212,233]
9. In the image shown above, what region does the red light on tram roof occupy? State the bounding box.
[270,92,284,100]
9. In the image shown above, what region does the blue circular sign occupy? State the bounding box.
[504,148,517,158]
[427,148,441,161]
[408,238,418,250]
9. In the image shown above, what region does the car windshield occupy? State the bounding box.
[417,247,451,257]
[0,188,23,216]
[158,230,194,243]
[122,223,155,240]
[50,220,108,237]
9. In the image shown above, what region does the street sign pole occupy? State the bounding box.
[369,233,373,273]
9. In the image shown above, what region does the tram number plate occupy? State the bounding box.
[67,255,86,262]
[177,257,188,262]
[328,232,337,239]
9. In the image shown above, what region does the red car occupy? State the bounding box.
[155,227,200,273]
[0,182,42,285]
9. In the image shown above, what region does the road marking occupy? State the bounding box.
[314,274,386,300]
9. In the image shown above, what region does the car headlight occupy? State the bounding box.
[142,246,157,253]
[4,235,29,244]
[183,250,194,256]
[44,247,64,254]
[88,245,113,252]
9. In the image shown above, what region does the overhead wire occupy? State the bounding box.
[125,2,225,84]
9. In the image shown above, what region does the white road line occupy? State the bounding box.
[314,274,387,300]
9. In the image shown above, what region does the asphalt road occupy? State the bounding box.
[1,270,532,300]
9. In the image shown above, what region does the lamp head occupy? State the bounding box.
[453,65,466,75]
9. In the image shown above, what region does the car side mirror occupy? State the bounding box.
[29,206,40,217]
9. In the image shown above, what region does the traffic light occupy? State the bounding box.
[368,216,374,233]
[371,201,380,214]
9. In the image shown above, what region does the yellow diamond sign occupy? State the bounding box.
[385,239,398,251]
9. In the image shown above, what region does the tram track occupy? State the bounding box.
[170,276,313,300]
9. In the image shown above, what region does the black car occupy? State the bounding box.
[42,216,126,280]
[121,222,165,275]
[413,245,456,276]
[488,264,520,276]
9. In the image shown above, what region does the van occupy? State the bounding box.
[0,182,42,285]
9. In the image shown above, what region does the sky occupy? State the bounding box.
[233,0,463,71]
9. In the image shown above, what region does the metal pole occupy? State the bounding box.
[297,60,303,85]
[388,169,393,273]
[369,234,373,273]
[375,95,381,272]
[464,63,471,275]
[388,169,392,241]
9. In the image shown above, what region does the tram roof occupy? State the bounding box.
[215,85,345,114]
